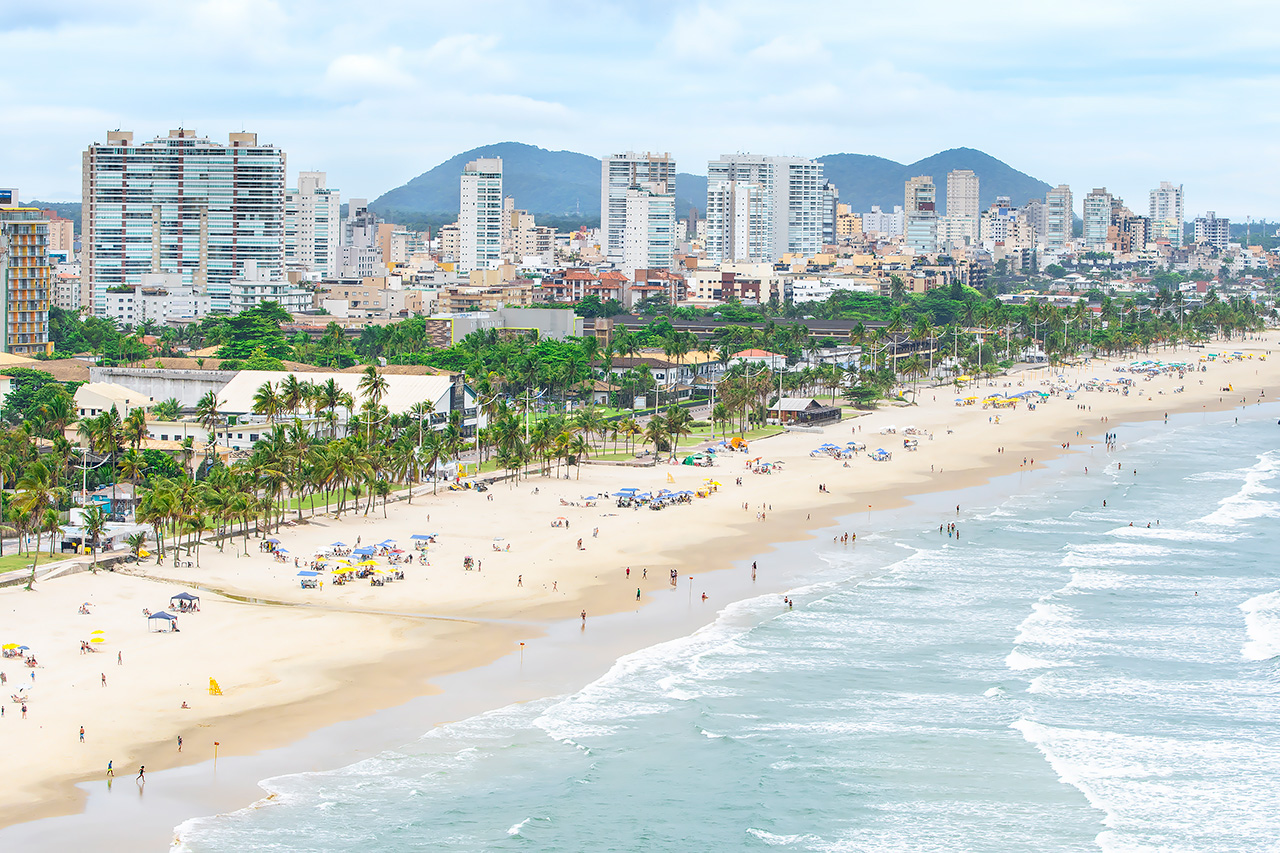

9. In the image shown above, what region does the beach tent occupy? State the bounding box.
[169,592,200,608]
[296,570,320,577]
[147,611,177,633]
[410,534,433,541]
[353,547,375,556]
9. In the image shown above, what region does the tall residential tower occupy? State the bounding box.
[704,154,824,263]
[81,129,286,314]
[601,152,676,269]
[458,158,503,272]
[1149,181,1185,247]
[0,189,53,355]
[285,171,340,279]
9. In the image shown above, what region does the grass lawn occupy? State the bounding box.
[0,551,69,576]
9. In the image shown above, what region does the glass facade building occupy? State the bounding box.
[82,129,286,314]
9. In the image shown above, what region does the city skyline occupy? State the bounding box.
[3,1,1278,219]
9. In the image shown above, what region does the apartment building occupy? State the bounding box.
[81,129,286,314]
[1194,211,1231,250]
[704,154,824,263]
[1043,185,1074,251]
[229,260,310,313]
[99,272,211,326]
[1149,181,1185,247]
[601,152,676,269]
[459,158,503,272]
[0,189,53,354]
[1082,188,1113,249]
[285,171,340,278]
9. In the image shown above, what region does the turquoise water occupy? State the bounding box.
[176,409,1280,852]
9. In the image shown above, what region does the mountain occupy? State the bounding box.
[371,143,1054,227]
[23,200,81,233]
[372,142,709,228]
[817,147,1054,213]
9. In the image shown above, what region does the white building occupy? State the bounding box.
[1044,185,1073,251]
[285,171,340,279]
[946,170,979,218]
[228,260,310,313]
[1194,211,1230,249]
[862,205,905,237]
[459,158,502,272]
[601,152,676,266]
[622,185,676,272]
[705,154,823,262]
[1082,188,1113,249]
[1149,181,1185,247]
[99,272,211,327]
[339,199,386,279]
[904,176,939,253]
[82,129,286,314]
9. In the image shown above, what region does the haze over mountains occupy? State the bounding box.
[370,142,1054,226]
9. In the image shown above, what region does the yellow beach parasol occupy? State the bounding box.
[90,637,106,643]
[2,643,17,650]
[90,630,105,635]
[358,559,378,566]
[139,549,150,557]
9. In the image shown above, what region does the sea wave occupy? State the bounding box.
[1240,590,1280,661]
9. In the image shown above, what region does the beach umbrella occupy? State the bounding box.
[17,645,29,650]
[90,638,106,643]
[139,549,150,557]
[1,643,17,650]
[410,534,432,541]
[296,570,320,577]
[90,630,105,635]
[358,559,377,566]
[330,542,347,548]
[276,548,289,553]
[265,538,280,544]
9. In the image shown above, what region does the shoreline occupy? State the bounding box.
[1,337,1277,850]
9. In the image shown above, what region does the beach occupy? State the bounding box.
[2,335,1278,846]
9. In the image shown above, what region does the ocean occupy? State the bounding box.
[175,407,1280,852]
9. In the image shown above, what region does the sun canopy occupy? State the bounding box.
[296,570,320,577]
[170,592,199,602]
[410,534,433,540]
[148,611,176,621]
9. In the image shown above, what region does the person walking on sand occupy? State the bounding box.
[137,765,145,783]
[517,575,523,587]
[101,673,106,687]
[178,735,182,752]
[636,588,641,600]
[581,610,587,624]
[106,760,114,778]
[80,726,85,743]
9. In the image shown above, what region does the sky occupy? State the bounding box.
[4,0,1279,220]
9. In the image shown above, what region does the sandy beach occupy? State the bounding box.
[2,334,1278,838]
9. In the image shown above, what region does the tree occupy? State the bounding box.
[13,460,64,588]
[81,505,108,573]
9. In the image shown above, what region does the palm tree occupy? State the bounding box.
[81,504,108,573]
[125,531,147,563]
[14,460,64,588]
[122,407,148,452]
[357,366,389,443]
[568,433,590,479]
[663,406,694,460]
[194,391,224,466]
[252,380,282,425]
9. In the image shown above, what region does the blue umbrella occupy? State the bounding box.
[410,534,433,541]
[330,542,347,547]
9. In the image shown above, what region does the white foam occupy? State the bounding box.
[746,828,822,846]
[1193,451,1280,528]
[1015,602,1078,646]
[1006,650,1075,671]
[1240,590,1280,661]
[983,686,1006,698]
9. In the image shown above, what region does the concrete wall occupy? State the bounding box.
[88,367,238,407]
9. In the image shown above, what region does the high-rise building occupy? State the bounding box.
[705,181,772,263]
[1043,185,1074,251]
[0,189,53,355]
[1082,188,1113,249]
[704,154,824,262]
[285,172,340,279]
[339,199,386,279]
[1149,181,1185,247]
[904,176,938,253]
[459,158,503,272]
[1194,211,1231,249]
[862,205,904,237]
[601,152,676,266]
[81,129,286,314]
[821,181,840,246]
[622,185,676,272]
[945,170,979,218]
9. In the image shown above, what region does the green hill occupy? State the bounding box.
[372,144,1055,227]
[817,148,1054,213]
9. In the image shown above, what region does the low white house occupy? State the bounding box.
[74,382,152,420]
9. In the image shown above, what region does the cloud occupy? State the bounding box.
[4,0,1280,217]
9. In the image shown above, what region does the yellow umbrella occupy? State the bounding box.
[2,643,17,650]
[358,559,378,566]
[90,630,105,635]
[90,637,106,643]
[958,375,972,381]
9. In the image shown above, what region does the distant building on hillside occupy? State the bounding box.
[458,158,503,272]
